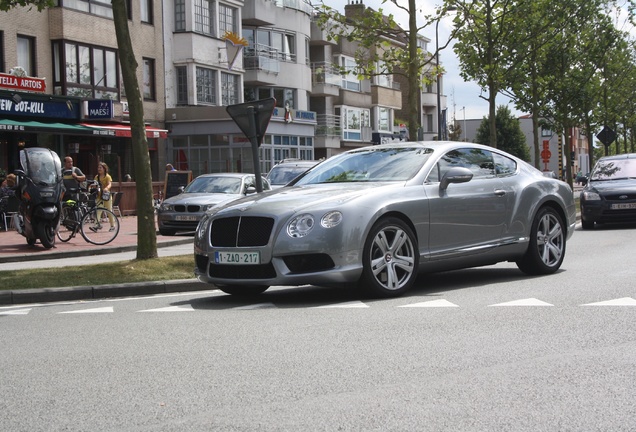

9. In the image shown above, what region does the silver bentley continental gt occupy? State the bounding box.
[194,142,576,298]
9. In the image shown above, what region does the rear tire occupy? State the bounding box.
[516,206,566,275]
[358,217,418,298]
[216,285,269,296]
[57,206,78,242]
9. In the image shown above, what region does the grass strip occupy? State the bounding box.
[0,256,196,291]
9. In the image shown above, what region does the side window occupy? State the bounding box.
[430,148,495,181]
[493,152,517,176]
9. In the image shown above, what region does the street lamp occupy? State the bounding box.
[436,7,457,141]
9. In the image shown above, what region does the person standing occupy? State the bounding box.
[93,162,116,232]
[62,156,86,201]
[165,163,176,171]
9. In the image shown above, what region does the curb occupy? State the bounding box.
[0,279,214,306]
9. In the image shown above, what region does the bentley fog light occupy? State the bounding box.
[321,211,343,228]
[287,214,315,238]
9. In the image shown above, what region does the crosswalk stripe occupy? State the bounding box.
[0,308,32,315]
[399,299,459,308]
[138,305,195,312]
[312,301,369,309]
[59,307,114,314]
[581,297,636,306]
[489,298,553,307]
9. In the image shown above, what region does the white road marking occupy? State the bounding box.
[59,307,114,314]
[312,301,369,309]
[399,299,459,308]
[233,303,277,310]
[581,297,636,306]
[138,305,196,312]
[489,298,553,307]
[0,308,32,315]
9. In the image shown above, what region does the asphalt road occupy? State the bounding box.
[1,222,635,431]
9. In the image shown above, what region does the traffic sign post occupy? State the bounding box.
[226,98,276,192]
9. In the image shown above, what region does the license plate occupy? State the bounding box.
[610,203,636,210]
[175,215,198,221]
[215,251,261,265]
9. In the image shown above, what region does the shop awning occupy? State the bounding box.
[80,122,168,139]
[0,119,95,134]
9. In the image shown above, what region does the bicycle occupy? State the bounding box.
[56,180,121,245]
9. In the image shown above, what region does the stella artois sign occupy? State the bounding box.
[0,67,46,93]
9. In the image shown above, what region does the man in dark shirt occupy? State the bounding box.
[62,156,86,201]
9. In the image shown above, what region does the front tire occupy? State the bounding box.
[358,217,419,298]
[216,285,270,296]
[36,222,56,249]
[516,206,566,275]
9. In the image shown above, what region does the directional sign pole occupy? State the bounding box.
[246,106,264,192]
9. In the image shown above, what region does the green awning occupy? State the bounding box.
[0,119,95,134]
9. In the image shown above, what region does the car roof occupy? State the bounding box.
[598,153,636,161]
[272,159,320,167]
[194,172,260,178]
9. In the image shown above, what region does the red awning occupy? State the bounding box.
[80,122,168,139]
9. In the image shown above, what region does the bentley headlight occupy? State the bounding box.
[321,211,343,228]
[287,214,315,238]
[195,214,211,246]
[582,190,601,201]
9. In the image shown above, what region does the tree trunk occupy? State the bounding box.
[407,0,419,141]
[111,0,158,259]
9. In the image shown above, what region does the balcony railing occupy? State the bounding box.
[243,43,296,72]
[311,62,342,87]
[316,114,341,137]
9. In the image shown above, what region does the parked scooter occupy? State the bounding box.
[12,147,64,249]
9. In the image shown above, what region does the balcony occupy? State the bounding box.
[371,82,402,109]
[311,63,341,96]
[243,45,282,85]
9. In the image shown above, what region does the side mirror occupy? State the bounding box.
[439,167,473,191]
[178,186,185,194]
[245,186,256,195]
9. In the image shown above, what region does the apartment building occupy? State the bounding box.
[309,1,404,159]
[0,0,167,181]
[163,0,318,178]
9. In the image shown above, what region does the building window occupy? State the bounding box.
[174,0,186,31]
[54,41,118,99]
[176,66,188,105]
[219,4,237,34]
[62,0,114,19]
[16,35,36,76]
[140,0,153,23]
[195,0,215,35]
[337,106,370,141]
[196,67,216,104]
[221,72,239,106]
[378,107,391,132]
[247,86,295,109]
[0,32,4,73]
[542,128,552,137]
[338,55,360,91]
[143,58,155,100]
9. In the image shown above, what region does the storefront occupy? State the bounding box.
[0,73,167,183]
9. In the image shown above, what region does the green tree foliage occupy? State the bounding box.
[0,0,52,10]
[475,106,529,161]
[315,1,445,142]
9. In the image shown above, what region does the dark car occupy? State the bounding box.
[266,159,320,188]
[580,153,636,229]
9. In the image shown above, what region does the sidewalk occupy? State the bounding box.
[0,216,210,305]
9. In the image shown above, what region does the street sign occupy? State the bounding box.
[596,126,617,146]
[226,98,276,146]
[226,98,276,193]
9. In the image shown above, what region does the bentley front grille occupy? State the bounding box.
[210,216,274,247]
